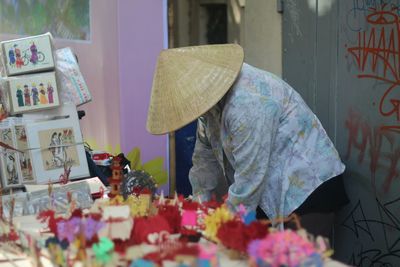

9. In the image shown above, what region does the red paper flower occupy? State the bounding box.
[158,204,181,233]
[182,201,199,210]
[217,219,247,252]
[245,221,269,242]
[217,219,269,253]
[131,215,172,244]
[37,210,62,235]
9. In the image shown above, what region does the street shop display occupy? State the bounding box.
[0,33,55,76]
[0,159,340,267]
[0,104,89,188]
[0,32,92,190]
[4,71,60,114]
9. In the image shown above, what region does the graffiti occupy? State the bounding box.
[345,110,400,192]
[346,3,400,132]
[341,197,400,266]
[346,1,400,31]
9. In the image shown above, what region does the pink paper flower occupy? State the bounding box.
[84,217,105,240]
[57,217,81,243]
[248,230,316,267]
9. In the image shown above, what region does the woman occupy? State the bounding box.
[146,44,348,236]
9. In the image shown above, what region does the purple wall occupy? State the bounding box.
[118,0,168,164]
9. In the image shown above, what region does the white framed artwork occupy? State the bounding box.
[7,71,60,114]
[14,124,34,183]
[25,107,89,184]
[0,126,22,188]
[1,33,55,76]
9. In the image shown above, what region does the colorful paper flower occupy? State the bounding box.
[93,237,114,264]
[217,219,268,253]
[203,205,234,242]
[157,204,181,233]
[84,217,105,240]
[130,258,155,267]
[247,229,316,267]
[132,215,172,244]
[57,217,81,243]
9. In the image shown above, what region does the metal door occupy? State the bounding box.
[283,0,400,265]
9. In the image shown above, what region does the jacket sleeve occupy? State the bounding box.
[225,98,281,213]
[188,118,224,201]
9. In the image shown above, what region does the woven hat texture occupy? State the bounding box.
[146,44,244,134]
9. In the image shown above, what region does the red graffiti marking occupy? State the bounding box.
[345,110,400,193]
[347,6,400,131]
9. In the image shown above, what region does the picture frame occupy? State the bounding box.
[1,32,55,76]
[56,47,92,106]
[7,71,60,114]
[25,106,89,184]
[0,125,22,188]
[14,124,35,183]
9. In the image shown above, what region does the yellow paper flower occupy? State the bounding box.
[108,195,124,205]
[126,194,151,217]
[203,205,234,242]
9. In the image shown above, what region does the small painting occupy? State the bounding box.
[39,127,80,171]
[0,127,21,187]
[26,106,89,184]
[8,72,60,114]
[1,33,55,76]
[14,125,34,183]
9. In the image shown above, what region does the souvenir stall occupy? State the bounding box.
[0,33,350,267]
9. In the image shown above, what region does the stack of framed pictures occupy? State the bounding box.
[0,33,60,115]
[0,33,87,189]
[0,105,90,187]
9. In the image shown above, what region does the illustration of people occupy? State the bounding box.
[0,104,6,121]
[30,42,38,64]
[6,154,18,185]
[31,83,39,105]
[0,130,11,143]
[49,132,65,167]
[20,152,27,169]
[8,48,15,66]
[23,85,31,106]
[17,126,27,141]
[14,45,23,68]
[47,82,54,104]
[27,158,32,176]
[58,132,67,161]
[39,83,48,104]
[16,85,24,107]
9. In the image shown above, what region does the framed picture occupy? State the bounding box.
[25,109,89,184]
[56,47,92,106]
[7,71,60,114]
[0,126,22,188]
[14,125,34,183]
[1,33,55,76]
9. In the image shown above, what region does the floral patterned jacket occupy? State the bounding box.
[189,63,345,219]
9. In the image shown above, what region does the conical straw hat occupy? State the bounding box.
[146,44,244,135]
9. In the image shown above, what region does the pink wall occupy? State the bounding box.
[118,0,168,163]
[57,0,121,153]
[0,0,168,176]
[0,1,122,152]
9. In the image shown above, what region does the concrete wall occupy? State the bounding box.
[243,0,282,77]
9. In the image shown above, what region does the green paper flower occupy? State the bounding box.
[92,237,114,264]
[126,147,168,185]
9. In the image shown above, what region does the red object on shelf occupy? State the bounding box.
[108,156,124,198]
